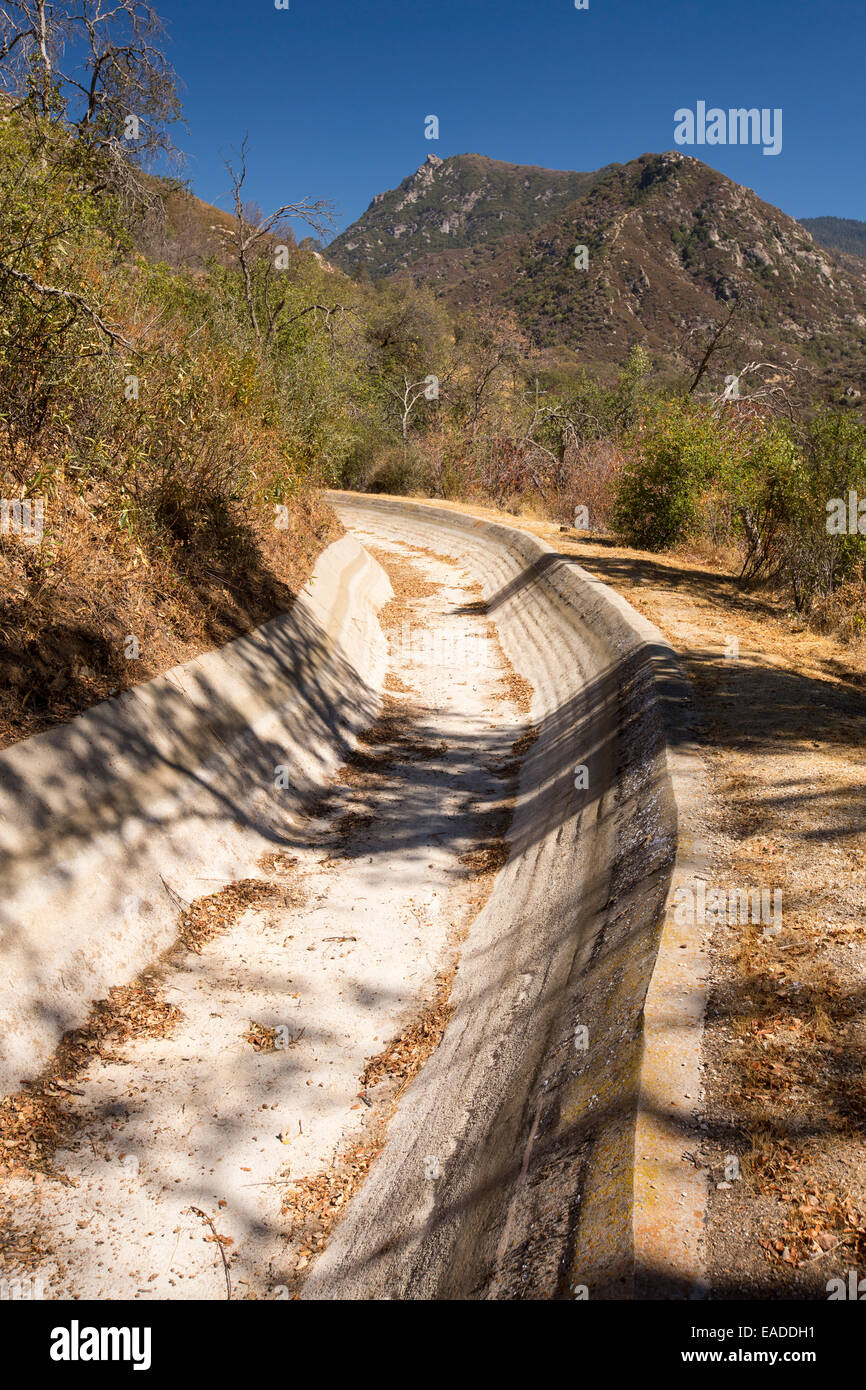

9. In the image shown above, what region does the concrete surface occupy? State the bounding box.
[0,494,708,1302]
[297,494,708,1300]
[0,534,391,1097]
[0,533,528,1300]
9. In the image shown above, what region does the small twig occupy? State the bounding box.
[186,1206,232,1300]
[159,875,189,911]
[238,1178,293,1189]
[808,1238,845,1264]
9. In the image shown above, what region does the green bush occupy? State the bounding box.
[612,400,731,549]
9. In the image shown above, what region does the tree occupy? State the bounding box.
[0,0,181,379]
[0,0,182,176]
[363,281,450,446]
[220,136,337,353]
[451,306,526,436]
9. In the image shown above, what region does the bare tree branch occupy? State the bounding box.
[220,136,333,352]
[688,305,739,394]
[0,259,138,349]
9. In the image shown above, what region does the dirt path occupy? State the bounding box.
[0,535,530,1300]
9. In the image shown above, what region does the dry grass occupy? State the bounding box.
[281,975,456,1275]
[0,979,178,1179]
[0,488,341,750]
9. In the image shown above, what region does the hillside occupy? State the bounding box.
[327,152,614,280]
[0,106,347,747]
[137,177,240,268]
[141,156,866,403]
[802,216,866,262]
[328,151,866,398]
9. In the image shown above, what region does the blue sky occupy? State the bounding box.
[161,0,865,239]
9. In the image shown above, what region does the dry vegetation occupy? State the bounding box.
[0,492,340,749]
[0,7,350,746]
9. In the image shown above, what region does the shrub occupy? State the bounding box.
[612,400,731,549]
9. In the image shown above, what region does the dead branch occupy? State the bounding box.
[221,135,333,352]
[186,1206,232,1300]
[688,305,739,393]
[0,260,138,350]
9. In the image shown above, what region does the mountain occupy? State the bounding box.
[327,152,614,280]
[327,151,866,396]
[800,217,866,262]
